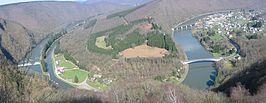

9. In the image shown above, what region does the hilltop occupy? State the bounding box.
[0,1,129,42]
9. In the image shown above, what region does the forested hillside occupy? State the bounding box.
[0,19,33,62]
[125,0,266,33]
[0,1,130,62]
[0,1,129,42]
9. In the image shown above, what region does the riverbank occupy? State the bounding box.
[30,17,98,89]
[177,61,189,84]
[51,48,96,90]
[172,13,223,89]
[172,16,210,85]
[171,9,243,85]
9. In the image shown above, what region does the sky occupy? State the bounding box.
[0,0,149,6]
[0,0,87,6]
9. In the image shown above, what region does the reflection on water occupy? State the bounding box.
[174,31,217,89]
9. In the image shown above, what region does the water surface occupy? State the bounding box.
[174,31,216,89]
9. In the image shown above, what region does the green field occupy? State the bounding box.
[55,55,78,69]
[210,33,223,41]
[59,69,88,83]
[95,36,113,49]
[55,54,89,83]
[88,81,108,91]
[224,60,233,70]
[55,53,110,90]
[212,53,221,59]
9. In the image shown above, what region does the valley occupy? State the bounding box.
[1,0,266,103]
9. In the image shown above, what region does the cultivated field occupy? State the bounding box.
[120,44,168,58]
[138,23,152,31]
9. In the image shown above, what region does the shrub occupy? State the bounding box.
[54,42,61,54]
[74,75,79,83]
[40,56,47,72]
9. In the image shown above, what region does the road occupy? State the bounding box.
[45,41,73,89]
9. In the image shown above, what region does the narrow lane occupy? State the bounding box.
[46,41,73,89]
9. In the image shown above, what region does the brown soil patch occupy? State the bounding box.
[138,23,152,31]
[120,44,168,58]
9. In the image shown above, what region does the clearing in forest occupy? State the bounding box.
[138,23,152,31]
[95,36,113,49]
[120,44,168,58]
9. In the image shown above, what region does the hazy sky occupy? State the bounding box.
[0,0,86,6]
[0,0,149,6]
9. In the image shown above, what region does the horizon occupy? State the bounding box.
[0,0,87,6]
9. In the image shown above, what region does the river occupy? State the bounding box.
[20,14,219,90]
[19,17,96,89]
[20,38,49,75]
[46,41,73,89]
[174,31,217,89]
[20,37,73,89]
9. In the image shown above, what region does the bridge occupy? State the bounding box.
[182,58,223,64]
[18,62,40,67]
[172,24,195,32]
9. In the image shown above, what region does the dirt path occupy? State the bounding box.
[77,77,95,90]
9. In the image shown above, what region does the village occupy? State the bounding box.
[196,10,266,39]
[192,10,265,60]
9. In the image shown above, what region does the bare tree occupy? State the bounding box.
[110,87,120,103]
[163,84,183,103]
[0,54,57,103]
[230,83,250,103]
[167,87,177,103]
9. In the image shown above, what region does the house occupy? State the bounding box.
[235,55,241,60]
[56,61,59,65]
[93,74,102,78]
[57,67,64,74]
[229,35,233,38]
